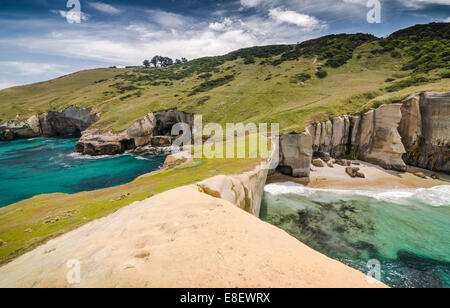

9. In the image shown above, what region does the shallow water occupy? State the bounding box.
[260,182,450,288]
[0,138,167,207]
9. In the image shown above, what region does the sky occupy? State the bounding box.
[0,0,449,89]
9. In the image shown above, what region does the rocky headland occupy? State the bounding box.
[75,110,193,156]
[0,106,97,140]
[278,91,450,178]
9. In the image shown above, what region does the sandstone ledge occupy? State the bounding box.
[0,185,386,288]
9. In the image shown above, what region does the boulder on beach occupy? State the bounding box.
[346,167,365,178]
[312,159,324,168]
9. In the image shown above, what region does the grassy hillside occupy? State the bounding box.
[0,23,448,134]
[0,136,266,265]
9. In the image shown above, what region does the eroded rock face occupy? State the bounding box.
[291,92,449,173]
[399,92,450,172]
[76,110,194,156]
[278,132,313,178]
[0,106,94,141]
[360,104,406,171]
[308,104,407,172]
[197,162,269,216]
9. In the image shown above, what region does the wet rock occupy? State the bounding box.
[346,167,365,178]
[414,172,427,179]
[430,174,440,180]
[335,159,350,167]
[312,159,324,168]
[327,161,334,168]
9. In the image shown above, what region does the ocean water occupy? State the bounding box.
[0,138,167,207]
[260,182,450,288]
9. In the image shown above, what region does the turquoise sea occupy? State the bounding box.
[0,138,166,208]
[261,182,450,288]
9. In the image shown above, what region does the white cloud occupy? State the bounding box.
[8,12,325,67]
[89,2,121,14]
[398,0,450,9]
[343,0,366,4]
[51,9,89,23]
[240,0,266,8]
[0,61,72,76]
[269,8,324,30]
[209,18,234,31]
[0,81,19,90]
[147,10,191,29]
[445,17,450,22]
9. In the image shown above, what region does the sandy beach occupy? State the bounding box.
[268,160,449,190]
[0,185,386,288]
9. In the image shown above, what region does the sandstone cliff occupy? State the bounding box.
[75,110,193,156]
[197,162,269,217]
[278,91,449,178]
[399,92,450,173]
[0,106,95,141]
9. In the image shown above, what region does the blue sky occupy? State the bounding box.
[0,0,449,89]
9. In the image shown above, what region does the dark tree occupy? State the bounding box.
[143,60,150,68]
[175,59,182,65]
[151,56,160,68]
[181,57,188,63]
[160,57,174,67]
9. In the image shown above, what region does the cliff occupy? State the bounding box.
[0,106,96,140]
[399,92,450,173]
[278,91,450,177]
[75,110,193,156]
[0,184,386,288]
[197,162,269,217]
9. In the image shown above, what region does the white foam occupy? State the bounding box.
[67,152,133,160]
[264,182,450,207]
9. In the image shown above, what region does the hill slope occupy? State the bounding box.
[0,23,449,134]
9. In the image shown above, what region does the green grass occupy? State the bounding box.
[0,152,263,265]
[0,22,449,266]
[0,23,448,134]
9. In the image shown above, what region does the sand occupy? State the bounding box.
[0,185,386,288]
[268,160,449,190]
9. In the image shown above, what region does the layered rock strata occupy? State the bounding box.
[75,110,193,156]
[0,106,96,141]
[277,91,449,178]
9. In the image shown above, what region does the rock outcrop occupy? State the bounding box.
[197,162,270,217]
[312,104,406,172]
[359,104,407,171]
[399,92,450,173]
[277,91,449,178]
[0,106,95,141]
[75,110,193,156]
[278,132,313,178]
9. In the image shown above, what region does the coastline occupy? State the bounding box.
[268,160,449,190]
[0,185,387,288]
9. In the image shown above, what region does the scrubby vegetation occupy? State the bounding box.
[0,23,448,134]
[385,22,450,73]
[189,74,235,96]
[385,75,432,92]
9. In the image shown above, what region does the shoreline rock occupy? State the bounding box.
[278,91,449,178]
[0,106,96,141]
[75,110,193,156]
